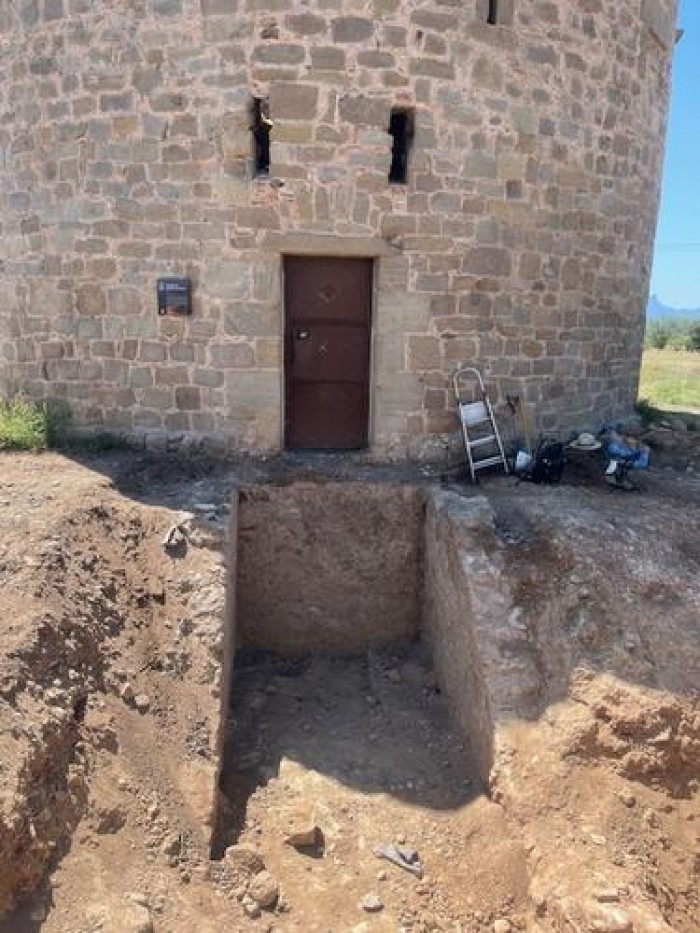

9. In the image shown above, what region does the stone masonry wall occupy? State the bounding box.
[0,0,677,459]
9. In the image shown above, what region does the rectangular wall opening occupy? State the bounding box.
[252,97,271,176]
[388,108,414,185]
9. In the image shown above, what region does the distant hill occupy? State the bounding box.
[647,295,700,320]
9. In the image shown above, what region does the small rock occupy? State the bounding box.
[162,524,186,550]
[161,834,181,857]
[494,920,512,933]
[376,869,387,881]
[386,669,401,684]
[129,892,149,908]
[284,824,324,851]
[590,904,632,932]
[596,889,620,904]
[619,791,636,808]
[644,809,660,829]
[590,833,607,846]
[120,683,135,704]
[362,893,384,913]
[248,870,279,909]
[121,902,154,933]
[243,898,261,919]
[134,694,151,713]
[224,843,265,876]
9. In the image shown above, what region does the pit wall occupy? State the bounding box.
[235,483,424,654]
[0,0,677,460]
[422,490,541,783]
[231,481,541,786]
[0,496,233,916]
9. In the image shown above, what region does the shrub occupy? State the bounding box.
[0,396,49,450]
[687,322,700,352]
[635,398,663,424]
[645,320,671,349]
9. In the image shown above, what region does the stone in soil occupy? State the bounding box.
[247,870,279,909]
[362,893,384,913]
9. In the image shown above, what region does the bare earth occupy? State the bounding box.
[0,437,698,933]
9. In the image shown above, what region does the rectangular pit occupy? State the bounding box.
[211,482,530,923]
[215,483,509,831]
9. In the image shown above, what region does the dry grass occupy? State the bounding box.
[639,350,700,412]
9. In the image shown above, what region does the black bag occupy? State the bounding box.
[523,438,565,484]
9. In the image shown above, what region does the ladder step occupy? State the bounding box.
[467,434,496,449]
[472,455,507,471]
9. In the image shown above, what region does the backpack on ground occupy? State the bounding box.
[521,437,565,484]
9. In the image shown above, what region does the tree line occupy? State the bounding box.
[645,317,700,351]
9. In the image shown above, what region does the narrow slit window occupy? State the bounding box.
[388,109,414,185]
[252,97,271,177]
[487,0,499,25]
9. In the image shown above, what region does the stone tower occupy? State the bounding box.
[0,0,678,458]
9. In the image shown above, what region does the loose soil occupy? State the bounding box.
[215,647,528,931]
[0,437,698,933]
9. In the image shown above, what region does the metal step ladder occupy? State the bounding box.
[452,365,510,482]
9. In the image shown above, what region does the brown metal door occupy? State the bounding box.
[285,256,372,450]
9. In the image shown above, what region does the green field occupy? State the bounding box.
[639,350,700,412]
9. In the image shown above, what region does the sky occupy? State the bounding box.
[649,0,700,309]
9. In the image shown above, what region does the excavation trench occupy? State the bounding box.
[211,483,528,922]
[3,460,700,932]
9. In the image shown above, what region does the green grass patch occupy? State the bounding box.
[639,350,700,413]
[0,397,50,450]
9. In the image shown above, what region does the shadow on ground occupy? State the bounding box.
[212,644,479,857]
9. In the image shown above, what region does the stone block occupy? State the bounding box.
[43,0,64,21]
[205,260,251,300]
[108,287,143,316]
[375,292,430,335]
[407,336,441,372]
[310,47,345,70]
[153,0,182,15]
[409,58,455,79]
[175,386,201,411]
[269,82,318,120]
[140,341,167,363]
[155,365,191,387]
[224,371,280,411]
[76,284,106,316]
[464,247,512,277]
[224,305,279,338]
[331,17,374,43]
[374,373,424,413]
[209,342,255,368]
[130,366,153,388]
[255,337,282,368]
[253,44,306,65]
[286,13,327,35]
[339,93,390,128]
[194,367,225,389]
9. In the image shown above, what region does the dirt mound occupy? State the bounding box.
[565,678,700,797]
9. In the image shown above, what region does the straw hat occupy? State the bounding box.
[568,432,602,451]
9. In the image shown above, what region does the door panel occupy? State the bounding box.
[285,257,372,450]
